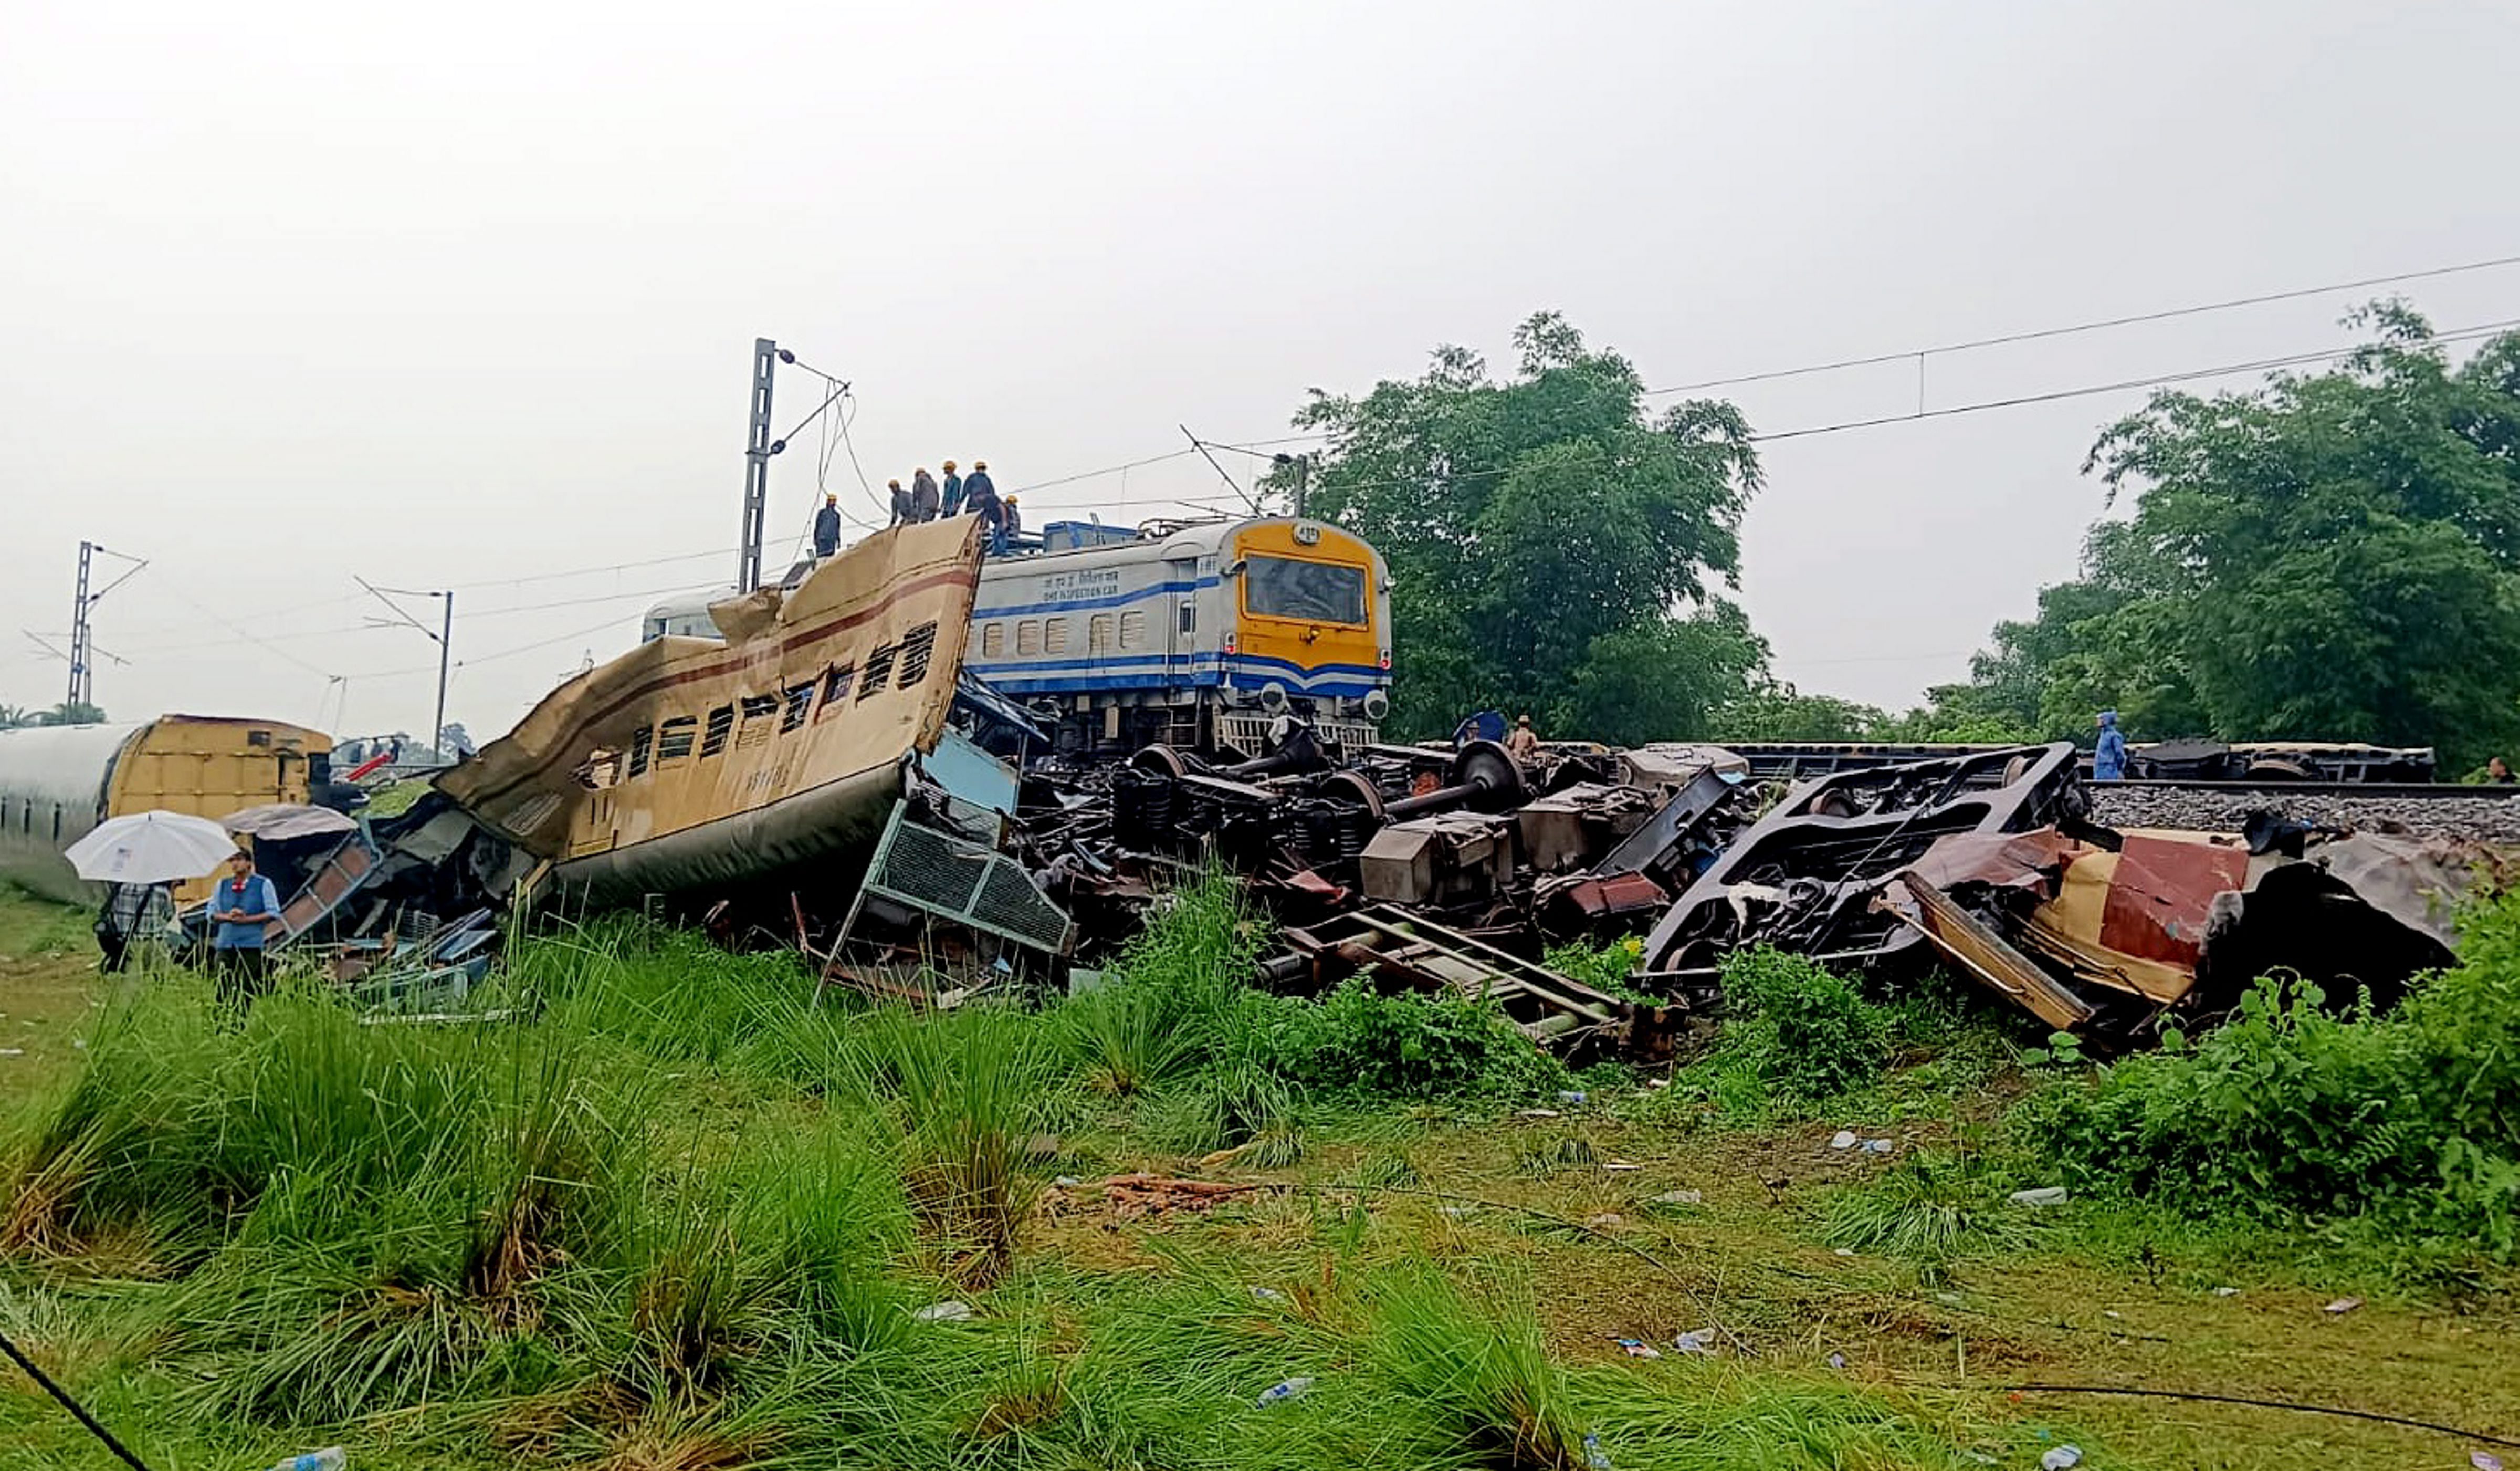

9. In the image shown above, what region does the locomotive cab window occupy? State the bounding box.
[1242,555,1367,625]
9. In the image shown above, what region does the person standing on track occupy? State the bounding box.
[2093,710,2128,782]
[208,848,282,1008]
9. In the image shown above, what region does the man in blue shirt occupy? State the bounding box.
[208,848,282,1005]
[2093,710,2128,782]
[940,460,965,517]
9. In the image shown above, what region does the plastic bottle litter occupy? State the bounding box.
[1860,1138,1893,1155]
[1648,1189,1704,1206]
[1256,1376,1314,1407]
[1826,1351,1847,1370]
[2211,1286,2239,1298]
[1251,1286,1286,1303]
[912,1300,973,1322]
[1611,1337,1660,1359]
[2039,1446,2082,1470]
[2008,1187,2069,1207]
[2322,1296,2364,1316]
[2472,1452,2504,1471]
[1828,1130,1858,1150]
[1584,1431,1613,1470]
[1671,1328,1718,1357]
[267,1452,346,1471]
[1558,1090,1589,1105]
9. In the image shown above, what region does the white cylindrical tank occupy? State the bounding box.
[0,723,145,902]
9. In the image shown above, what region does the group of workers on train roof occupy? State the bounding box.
[815,460,1023,560]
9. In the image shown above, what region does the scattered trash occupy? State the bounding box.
[2040,1448,2082,1471]
[1052,1175,1083,1188]
[1584,1213,1625,1228]
[1601,1162,1643,1172]
[2472,1452,2505,1471]
[2008,1187,2069,1207]
[1826,1351,1848,1369]
[1251,1287,1285,1303]
[1648,1188,1704,1206]
[1584,1431,1613,1470]
[1518,1109,1563,1120]
[1611,1337,1661,1359]
[1829,1130,1858,1150]
[2102,1310,2122,1320]
[266,1452,346,1471]
[1671,1328,1718,1357]
[1861,1138,1893,1155]
[2323,1297,2364,1316]
[1833,1248,1857,1257]
[913,1301,974,1322]
[1256,1376,1314,1407]
[2211,1286,2239,1297]
[1440,1205,1475,1218]
[1558,1090,1589,1105]
[0,1048,22,1058]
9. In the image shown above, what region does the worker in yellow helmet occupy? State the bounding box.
[941,460,965,516]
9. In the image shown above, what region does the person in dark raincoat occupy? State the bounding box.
[2093,710,2128,781]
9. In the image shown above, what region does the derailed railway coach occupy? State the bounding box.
[442,518,985,911]
[0,715,336,904]
[963,515,1393,757]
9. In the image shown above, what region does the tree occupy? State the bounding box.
[1282,312,1763,739]
[1922,304,2520,765]
[1715,685,1887,742]
[32,701,107,727]
[1562,602,1771,747]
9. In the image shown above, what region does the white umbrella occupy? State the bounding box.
[63,810,242,884]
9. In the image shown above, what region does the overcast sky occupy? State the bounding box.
[6,1,2517,742]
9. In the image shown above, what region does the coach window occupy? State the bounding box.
[1017,620,1042,656]
[1045,616,1069,655]
[1119,610,1148,650]
[699,705,737,758]
[782,681,815,732]
[860,642,899,698]
[737,694,779,750]
[981,622,1005,658]
[1089,613,1115,652]
[627,725,655,778]
[1179,600,1195,635]
[897,622,939,688]
[656,716,699,768]
[52,804,63,841]
[819,663,856,716]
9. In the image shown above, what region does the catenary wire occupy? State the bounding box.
[1644,249,2520,395]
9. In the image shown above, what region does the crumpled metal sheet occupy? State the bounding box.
[220,802,360,841]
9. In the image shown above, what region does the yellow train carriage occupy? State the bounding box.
[0,715,331,904]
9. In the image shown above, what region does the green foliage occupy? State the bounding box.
[852,1005,1053,1286]
[1367,1270,1587,1469]
[1713,686,1888,743]
[1704,947,1891,1103]
[1285,311,1765,739]
[1246,979,1563,1102]
[1916,305,2520,762]
[1053,869,1257,1094]
[2023,884,2520,1254]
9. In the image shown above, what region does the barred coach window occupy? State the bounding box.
[1244,556,1366,625]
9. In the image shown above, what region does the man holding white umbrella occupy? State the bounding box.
[65,810,279,998]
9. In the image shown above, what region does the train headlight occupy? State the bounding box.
[1363,689,1390,722]
[1258,682,1289,713]
[1378,648,1391,670]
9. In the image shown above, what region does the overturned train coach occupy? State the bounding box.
[440,518,986,910]
[0,715,338,904]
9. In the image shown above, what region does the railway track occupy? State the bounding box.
[2107,778,2520,800]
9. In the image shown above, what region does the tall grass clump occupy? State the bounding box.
[1367,1270,1587,1470]
[1821,1149,2033,1263]
[518,916,825,1069]
[1055,868,1257,1094]
[854,1005,1054,1286]
[2023,887,2520,1252]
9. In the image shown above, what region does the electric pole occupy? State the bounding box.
[1274,452,1313,517]
[66,541,147,712]
[358,579,454,763]
[740,338,779,592]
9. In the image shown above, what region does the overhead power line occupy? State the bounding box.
[1645,249,2520,396]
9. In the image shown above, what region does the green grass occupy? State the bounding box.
[4,878,2518,1470]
